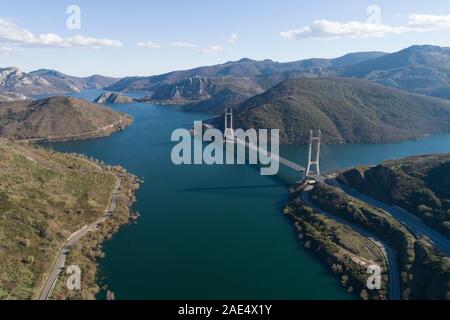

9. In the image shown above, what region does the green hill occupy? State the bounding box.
[234,78,450,144]
[0,139,127,299]
[338,153,450,238]
[0,96,131,141]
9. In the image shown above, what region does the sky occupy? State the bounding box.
[1,0,450,77]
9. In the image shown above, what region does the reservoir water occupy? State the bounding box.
[50,90,450,299]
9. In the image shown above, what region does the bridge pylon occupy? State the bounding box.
[224,108,235,143]
[305,129,321,177]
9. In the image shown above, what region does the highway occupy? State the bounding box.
[21,118,127,143]
[230,127,449,300]
[336,183,450,258]
[235,135,450,257]
[301,189,401,300]
[38,175,121,300]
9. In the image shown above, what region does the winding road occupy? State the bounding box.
[38,174,121,300]
[233,135,448,298]
[301,188,401,300]
[308,174,450,258]
[335,183,450,258]
[21,119,127,143]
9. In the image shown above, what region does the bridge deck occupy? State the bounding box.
[234,137,306,173]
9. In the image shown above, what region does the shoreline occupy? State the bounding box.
[17,115,132,144]
[291,174,450,300]
[45,163,141,300]
[284,183,390,300]
[28,104,449,300]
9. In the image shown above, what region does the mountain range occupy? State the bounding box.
[3,45,450,144]
[107,51,387,92]
[343,45,450,100]
[104,45,450,113]
[0,67,119,97]
[0,67,60,96]
[31,69,119,93]
[3,45,450,110]
[106,52,388,112]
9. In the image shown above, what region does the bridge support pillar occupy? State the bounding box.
[305,129,321,177]
[224,108,235,143]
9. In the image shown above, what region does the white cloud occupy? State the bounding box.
[0,46,16,52]
[170,41,200,48]
[198,45,224,55]
[281,20,408,40]
[39,34,122,48]
[0,18,35,44]
[168,35,235,54]
[228,33,238,45]
[281,14,450,40]
[0,46,19,54]
[408,14,450,30]
[0,18,122,48]
[166,41,225,54]
[137,41,162,48]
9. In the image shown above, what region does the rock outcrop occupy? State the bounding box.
[0,91,30,102]
[94,92,134,104]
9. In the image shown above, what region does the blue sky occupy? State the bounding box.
[1,0,450,77]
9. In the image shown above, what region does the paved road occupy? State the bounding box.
[21,119,126,143]
[335,183,450,258]
[305,174,450,257]
[38,175,121,300]
[234,136,447,278]
[301,189,401,300]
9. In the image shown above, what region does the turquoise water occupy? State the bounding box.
[50,92,450,299]
[278,134,450,183]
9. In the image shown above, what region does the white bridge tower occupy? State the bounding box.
[305,129,321,177]
[224,108,235,143]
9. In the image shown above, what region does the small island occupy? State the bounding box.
[94,92,135,104]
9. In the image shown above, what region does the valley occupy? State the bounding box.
[44,97,450,300]
[0,44,450,301]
